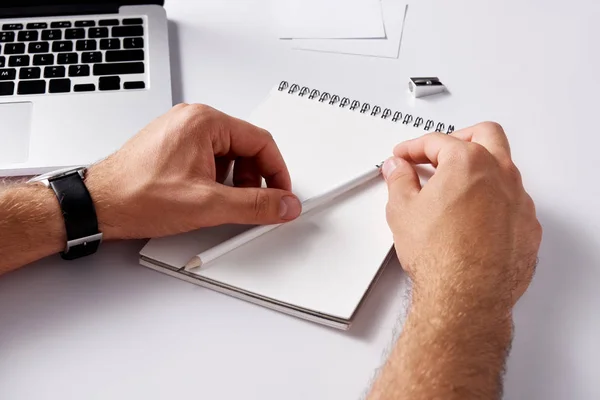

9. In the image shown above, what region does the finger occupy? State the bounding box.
[393,132,464,167]
[450,121,511,161]
[197,107,292,191]
[233,157,262,188]
[211,185,302,225]
[382,157,421,205]
[215,157,233,184]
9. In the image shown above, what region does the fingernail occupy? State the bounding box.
[382,158,398,181]
[280,196,302,220]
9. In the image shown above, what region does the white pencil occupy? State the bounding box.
[183,163,384,271]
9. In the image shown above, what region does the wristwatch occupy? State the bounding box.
[28,166,103,260]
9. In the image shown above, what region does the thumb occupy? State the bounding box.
[382,157,421,205]
[213,185,302,225]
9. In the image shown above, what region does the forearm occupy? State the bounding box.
[0,184,65,274]
[368,286,513,400]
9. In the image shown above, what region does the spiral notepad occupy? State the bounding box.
[139,81,454,330]
[277,80,455,134]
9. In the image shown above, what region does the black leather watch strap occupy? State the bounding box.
[49,171,101,260]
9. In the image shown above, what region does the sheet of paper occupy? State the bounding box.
[291,1,408,58]
[273,0,385,39]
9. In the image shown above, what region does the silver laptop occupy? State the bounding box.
[0,0,172,176]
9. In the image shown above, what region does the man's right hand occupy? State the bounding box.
[382,122,542,310]
[368,122,542,400]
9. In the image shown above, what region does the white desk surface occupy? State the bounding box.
[2,0,600,398]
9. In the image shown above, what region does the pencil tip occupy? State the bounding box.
[184,257,203,271]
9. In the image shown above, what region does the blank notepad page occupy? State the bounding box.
[181,85,429,320]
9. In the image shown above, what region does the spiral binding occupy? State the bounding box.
[277,81,455,134]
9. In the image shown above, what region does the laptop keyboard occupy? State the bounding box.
[0,16,147,97]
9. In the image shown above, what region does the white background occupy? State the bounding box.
[2,0,600,399]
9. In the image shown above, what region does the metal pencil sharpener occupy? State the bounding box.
[408,77,446,98]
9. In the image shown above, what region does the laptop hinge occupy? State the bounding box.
[0,3,120,19]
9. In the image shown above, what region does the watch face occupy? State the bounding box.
[27,166,87,184]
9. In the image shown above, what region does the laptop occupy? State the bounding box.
[0,0,172,176]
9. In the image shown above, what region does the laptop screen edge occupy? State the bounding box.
[0,1,165,18]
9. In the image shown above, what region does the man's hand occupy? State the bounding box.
[86,104,302,240]
[369,122,542,400]
[384,121,541,307]
[0,104,301,274]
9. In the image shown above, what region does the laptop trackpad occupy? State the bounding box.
[0,102,33,165]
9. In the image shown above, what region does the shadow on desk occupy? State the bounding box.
[505,208,599,399]
[346,254,409,341]
[0,238,408,344]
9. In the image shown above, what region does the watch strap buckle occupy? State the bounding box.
[61,233,103,260]
[65,232,103,253]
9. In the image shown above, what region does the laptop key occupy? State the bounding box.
[105,50,144,62]
[122,18,143,25]
[57,52,78,64]
[41,29,61,41]
[26,22,48,29]
[99,19,119,26]
[69,64,90,77]
[52,41,73,52]
[17,80,46,95]
[81,51,102,63]
[124,81,145,90]
[88,27,108,38]
[33,54,54,65]
[65,28,85,40]
[3,23,23,30]
[112,26,143,37]
[50,21,71,28]
[28,42,49,53]
[76,39,97,51]
[99,76,121,91]
[0,56,4,68]
[8,55,30,67]
[44,66,66,78]
[0,68,16,80]
[74,83,96,92]
[4,43,25,54]
[123,37,144,49]
[19,67,41,80]
[0,81,15,96]
[49,78,71,93]
[0,32,15,42]
[99,38,120,50]
[75,20,95,27]
[93,62,144,76]
[17,31,38,42]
